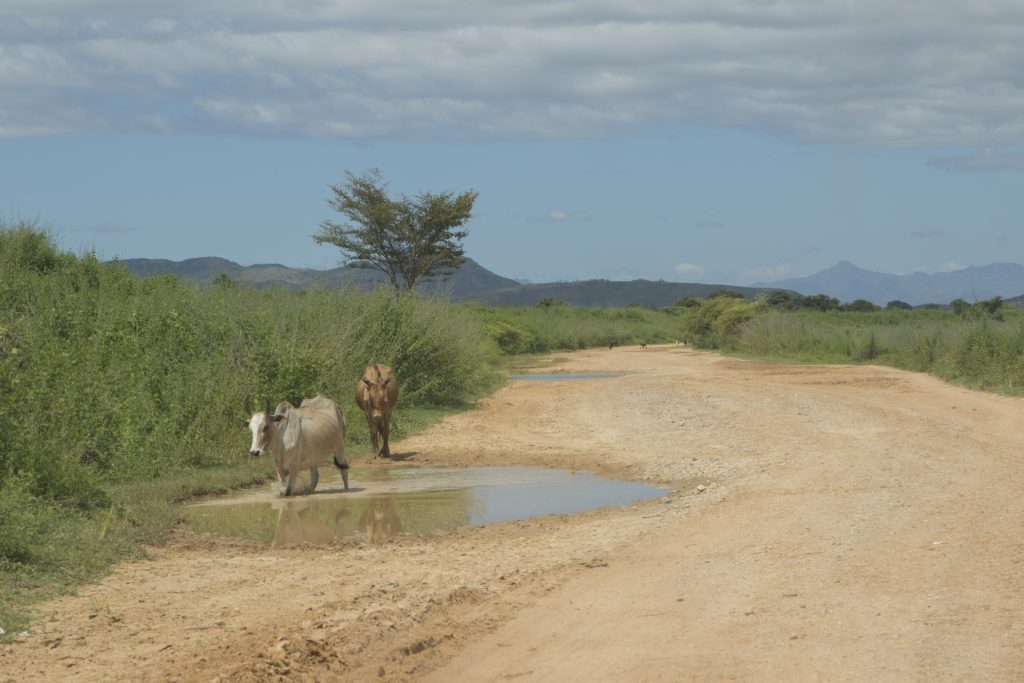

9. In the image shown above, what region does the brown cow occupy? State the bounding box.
[355,364,399,458]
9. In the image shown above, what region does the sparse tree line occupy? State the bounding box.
[667,288,1024,391]
[663,289,1011,317]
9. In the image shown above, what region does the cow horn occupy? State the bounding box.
[243,394,273,414]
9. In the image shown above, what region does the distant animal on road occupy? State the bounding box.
[244,394,349,495]
[355,364,399,458]
[640,341,648,349]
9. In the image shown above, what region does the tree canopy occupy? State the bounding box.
[314,169,478,291]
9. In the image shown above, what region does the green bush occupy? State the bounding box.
[487,320,533,354]
[0,476,57,564]
[677,296,762,348]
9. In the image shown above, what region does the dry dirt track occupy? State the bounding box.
[3,345,1024,682]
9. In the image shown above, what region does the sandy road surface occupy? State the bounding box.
[3,345,1024,682]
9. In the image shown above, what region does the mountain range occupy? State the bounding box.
[113,256,522,298]
[757,261,1024,306]
[109,257,773,307]
[110,256,1024,308]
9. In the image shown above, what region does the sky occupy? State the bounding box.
[2,1,1024,286]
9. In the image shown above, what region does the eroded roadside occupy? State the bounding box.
[3,345,1024,682]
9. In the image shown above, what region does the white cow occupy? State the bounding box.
[244,394,349,496]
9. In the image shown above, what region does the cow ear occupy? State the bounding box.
[362,377,371,386]
[271,414,285,422]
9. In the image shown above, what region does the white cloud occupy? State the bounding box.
[740,263,792,284]
[673,262,704,277]
[3,2,1024,144]
[694,215,724,229]
[914,261,965,274]
[532,209,592,222]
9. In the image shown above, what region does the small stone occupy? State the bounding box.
[744,608,754,616]
[696,485,706,493]
[789,633,800,640]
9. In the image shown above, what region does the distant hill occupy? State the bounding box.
[757,261,1024,306]
[112,256,521,299]
[110,256,780,307]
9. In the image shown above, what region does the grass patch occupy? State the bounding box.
[0,459,271,637]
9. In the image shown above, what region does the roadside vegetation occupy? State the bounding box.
[0,221,499,633]
[674,291,1024,395]
[0,223,684,633]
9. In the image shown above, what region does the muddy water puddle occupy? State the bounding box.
[186,465,667,547]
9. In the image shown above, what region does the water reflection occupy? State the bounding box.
[186,465,665,547]
[271,498,346,546]
[357,496,400,544]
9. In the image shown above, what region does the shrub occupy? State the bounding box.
[678,297,763,348]
[843,299,880,313]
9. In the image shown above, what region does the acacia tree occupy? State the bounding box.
[313,169,477,292]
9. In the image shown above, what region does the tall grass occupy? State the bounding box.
[678,297,1024,395]
[0,221,499,631]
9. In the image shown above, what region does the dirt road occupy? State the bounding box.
[3,345,1024,682]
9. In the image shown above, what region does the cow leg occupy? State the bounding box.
[333,454,350,490]
[365,413,379,456]
[283,471,300,497]
[381,417,391,459]
[309,465,319,492]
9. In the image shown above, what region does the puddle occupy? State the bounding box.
[186,465,667,546]
[508,372,622,381]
